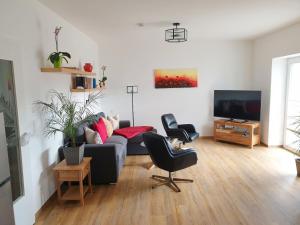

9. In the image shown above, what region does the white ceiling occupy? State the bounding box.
[39,0,300,41]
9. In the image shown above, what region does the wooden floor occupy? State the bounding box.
[36,139,300,225]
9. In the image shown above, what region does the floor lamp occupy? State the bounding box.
[126,85,138,127]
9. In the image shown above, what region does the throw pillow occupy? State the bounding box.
[84,127,103,144]
[108,114,120,130]
[93,118,108,143]
[102,117,114,137]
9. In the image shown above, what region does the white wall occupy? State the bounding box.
[253,22,300,145]
[268,58,287,146]
[2,0,298,222]
[98,31,253,135]
[0,1,99,224]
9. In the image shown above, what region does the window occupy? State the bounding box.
[284,58,300,152]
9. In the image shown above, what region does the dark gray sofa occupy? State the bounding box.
[58,112,129,184]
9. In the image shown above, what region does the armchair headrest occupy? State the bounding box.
[161,113,178,130]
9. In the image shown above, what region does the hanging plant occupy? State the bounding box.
[48,26,71,68]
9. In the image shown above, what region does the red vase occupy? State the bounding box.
[84,63,93,72]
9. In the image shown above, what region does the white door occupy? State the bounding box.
[284,57,300,152]
[0,37,35,225]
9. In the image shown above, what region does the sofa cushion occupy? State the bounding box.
[75,122,89,144]
[93,118,108,143]
[106,135,128,146]
[95,112,105,121]
[108,115,120,130]
[103,117,114,137]
[85,127,103,144]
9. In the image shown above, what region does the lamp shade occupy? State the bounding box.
[126,85,138,93]
[165,23,187,43]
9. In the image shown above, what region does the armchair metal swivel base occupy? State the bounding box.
[151,172,193,192]
[143,132,198,193]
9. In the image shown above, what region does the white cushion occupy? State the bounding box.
[108,114,120,130]
[84,127,103,144]
[102,117,114,137]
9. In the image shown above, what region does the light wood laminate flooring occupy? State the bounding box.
[36,139,300,225]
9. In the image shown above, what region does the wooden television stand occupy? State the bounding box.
[214,119,260,148]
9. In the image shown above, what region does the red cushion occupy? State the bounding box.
[113,126,154,139]
[93,118,108,143]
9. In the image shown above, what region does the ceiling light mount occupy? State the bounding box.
[165,22,187,43]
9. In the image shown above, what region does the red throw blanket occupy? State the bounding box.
[113,126,154,139]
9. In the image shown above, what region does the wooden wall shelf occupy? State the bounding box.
[214,119,260,148]
[70,87,104,93]
[41,67,96,77]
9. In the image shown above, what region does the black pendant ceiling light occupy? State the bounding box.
[165,23,187,43]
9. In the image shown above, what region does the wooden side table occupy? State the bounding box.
[53,157,93,206]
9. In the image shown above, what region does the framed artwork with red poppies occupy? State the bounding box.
[154,68,198,88]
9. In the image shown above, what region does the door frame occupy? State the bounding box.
[283,57,300,152]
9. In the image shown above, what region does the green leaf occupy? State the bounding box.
[60,52,71,59]
[48,52,56,59]
[62,56,69,63]
[48,53,60,64]
[35,90,103,146]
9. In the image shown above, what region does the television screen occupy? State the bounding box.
[214,90,261,121]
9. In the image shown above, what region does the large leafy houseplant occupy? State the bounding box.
[36,90,102,164]
[48,26,71,68]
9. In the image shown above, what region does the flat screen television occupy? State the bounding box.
[214,90,261,121]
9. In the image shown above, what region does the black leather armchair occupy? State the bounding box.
[143,132,198,192]
[161,113,199,144]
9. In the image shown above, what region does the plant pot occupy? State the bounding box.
[53,56,62,68]
[63,144,84,165]
[295,158,300,177]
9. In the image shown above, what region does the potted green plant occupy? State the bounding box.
[35,90,102,165]
[287,115,300,176]
[99,65,108,87]
[48,26,71,68]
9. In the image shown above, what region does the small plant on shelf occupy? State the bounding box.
[48,26,71,68]
[287,115,300,176]
[99,65,108,87]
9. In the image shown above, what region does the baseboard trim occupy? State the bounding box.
[35,192,56,222]
[261,142,268,147]
[281,147,300,157]
[261,143,299,156]
[260,141,283,148]
[199,136,213,139]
